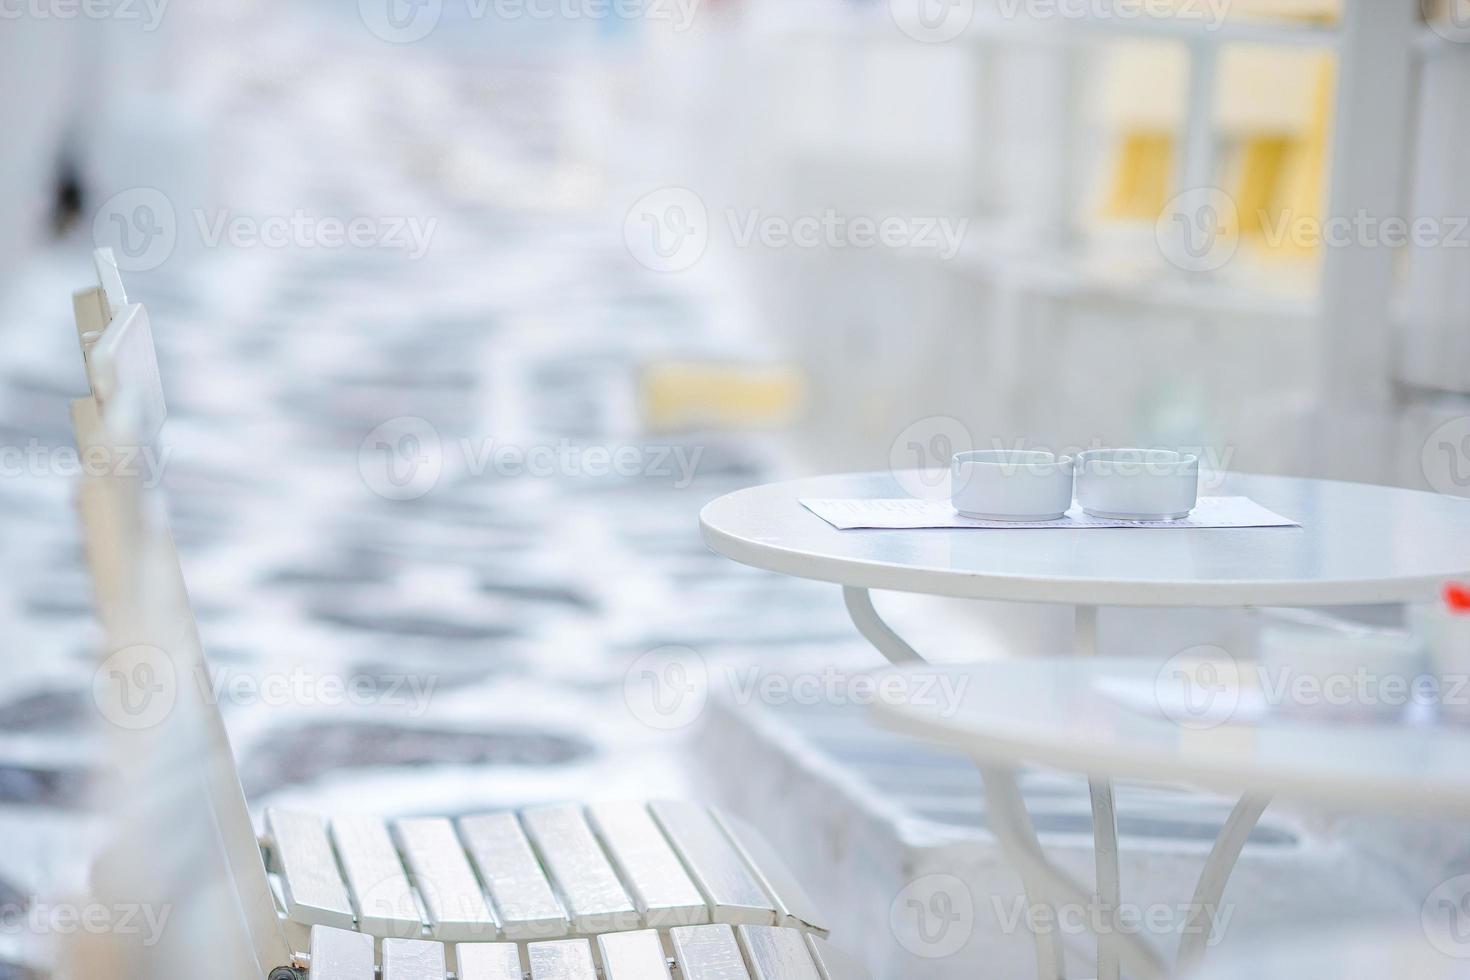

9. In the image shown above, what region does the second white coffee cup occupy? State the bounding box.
[1074,448,1199,521]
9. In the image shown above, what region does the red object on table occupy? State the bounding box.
[1444,582,1470,613]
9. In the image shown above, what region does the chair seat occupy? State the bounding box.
[306,921,868,980]
[262,801,832,947]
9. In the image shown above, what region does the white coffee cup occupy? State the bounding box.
[951,451,1075,522]
[1075,449,1199,521]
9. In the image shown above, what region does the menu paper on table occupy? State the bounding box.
[800,497,1300,531]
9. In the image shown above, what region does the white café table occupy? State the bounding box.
[875,658,1470,979]
[700,470,1470,980]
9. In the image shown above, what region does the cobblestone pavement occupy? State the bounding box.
[0,6,863,972]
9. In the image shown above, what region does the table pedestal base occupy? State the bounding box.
[842,588,1271,979]
[976,762,1271,980]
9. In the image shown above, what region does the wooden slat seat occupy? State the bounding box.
[307,925,374,980]
[649,801,777,927]
[521,805,641,935]
[306,923,847,980]
[395,818,499,942]
[274,804,863,979]
[264,801,829,946]
[459,812,569,940]
[267,809,355,930]
[737,925,824,980]
[454,941,524,980]
[330,815,422,939]
[588,801,708,929]
[670,923,753,980]
[382,937,448,980]
[715,812,829,936]
[597,929,673,980]
[527,938,599,980]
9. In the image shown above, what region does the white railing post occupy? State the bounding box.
[1318,0,1417,431]
[1177,41,1219,201]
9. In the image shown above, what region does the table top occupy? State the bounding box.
[871,658,1470,816]
[1196,933,1466,980]
[699,470,1470,606]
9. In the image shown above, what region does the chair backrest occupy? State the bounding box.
[72,251,294,977]
[74,249,167,446]
[79,612,272,980]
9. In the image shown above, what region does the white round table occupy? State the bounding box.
[875,658,1470,816]
[1194,931,1470,980]
[700,470,1470,608]
[874,658,1470,979]
[700,471,1470,980]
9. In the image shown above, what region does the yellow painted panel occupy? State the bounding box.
[641,362,802,431]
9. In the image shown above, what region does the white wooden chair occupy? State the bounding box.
[70,250,866,980]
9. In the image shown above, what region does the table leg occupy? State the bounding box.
[838,587,1070,974]
[1175,795,1271,975]
[1090,780,1121,980]
[838,589,1085,977]
[979,761,1066,980]
[840,590,1076,974]
[842,586,924,664]
[1074,605,1099,657]
[976,762,1170,980]
[1075,604,1122,980]
[842,590,1235,979]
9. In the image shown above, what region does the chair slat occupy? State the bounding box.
[93,247,129,316]
[520,806,639,934]
[736,926,823,980]
[712,811,828,935]
[454,943,524,980]
[803,934,871,980]
[458,813,569,940]
[85,304,167,443]
[330,815,422,938]
[668,924,752,980]
[588,802,708,928]
[598,929,673,980]
[266,809,355,929]
[309,925,376,980]
[394,818,498,942]
[73,286,109,350]
[650,802,775,927]
[527,939,598,980]
[381,938,448,980]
